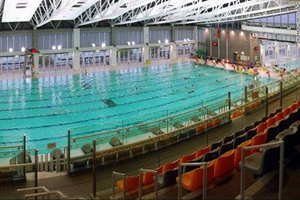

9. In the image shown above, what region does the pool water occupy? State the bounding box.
[0,63,272,150]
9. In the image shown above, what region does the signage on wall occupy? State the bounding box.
[212,42,218,46]
[254,46,259,51]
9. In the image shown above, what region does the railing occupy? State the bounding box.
[178,162,208,200]
[16,186,50,199]
[112,171,126,200]
[139,169,158,200]
[24,190,67,199]
[239,141,284,200]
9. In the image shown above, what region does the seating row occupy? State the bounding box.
[114,106,286,193]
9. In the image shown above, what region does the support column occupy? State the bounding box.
[32,27,39,74]
[170,44,177,60]
[209,25,212,56]
[157,47,160,59]
[296,2,300,43]
[171,25,176,42]
[194,26,198,49]
[127,50,130,62]
[33,54,39,74]
[143,27,150,63]
[117,50,121,64]
[217,24,220,58]
[226,24,229,61]
[73,28,80,69]
[111,26,116,46]
[275,43,279,60]
[110,49,117,67]
[261,46,265,64]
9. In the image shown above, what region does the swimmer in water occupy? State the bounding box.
[216,80,221,82]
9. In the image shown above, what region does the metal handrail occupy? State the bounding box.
[24,190,67,199]
[0,162,35,170]
[240,140,284,200]
[178,162,208,200]
[112,171,126,199]
[139,169,158,200]
[17,186,50,199]
[0,145,22,149]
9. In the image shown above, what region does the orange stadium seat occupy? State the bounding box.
[275,112,284,122]
[195,145,211,158]
[234,140,252,166]
[117,176,140,192]
[214,150,235,178]
[143,166,163,185]
[257,122,268,134]
[266,117,277,127]
[180,152,196,163]
[163,159,180,172]
[178,161,215,192]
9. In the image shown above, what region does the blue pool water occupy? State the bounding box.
[0,63,272,150]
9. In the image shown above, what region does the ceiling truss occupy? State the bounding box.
[1,0,297,27]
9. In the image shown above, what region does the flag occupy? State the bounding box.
[217,27,220,39]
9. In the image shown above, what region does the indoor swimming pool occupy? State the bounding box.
[0,63,272,151]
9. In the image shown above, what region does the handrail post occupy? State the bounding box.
[92,140,97,198]
[178,164,183,200]
[34,150,38,188]
[279,141,284,200]
[23,134,26,179]
[228,91,231,121]
[34,149,38,200]
[139,169,158,200]
[266,86,269,117]
[112,172,126,199]
[244,86,248,104]
[178,162,208,200]
[239,141,284,200]
[67,129,71,175]
[280,81,283,108]
[240,148,245,200]
[203,163,207,200]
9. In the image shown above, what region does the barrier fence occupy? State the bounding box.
[1,68,300,176]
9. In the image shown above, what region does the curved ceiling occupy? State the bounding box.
[0,0,296,28]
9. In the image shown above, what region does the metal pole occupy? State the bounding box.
[244,86,248,104]
[203,163,207,200]
[240,148,245,200]
[139,171,143,200]
[35,150,38,187]
[228,92,231,121]
[178,164,182,200]
[280,81,283,108]
[67,129,71,175]
[206,108,208,146]
[279,142,284,200]
[92,140,97,198]
[23,134,26,179]
[112,173,115,199]
[266,87,269,117]
[167,110,169,132]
